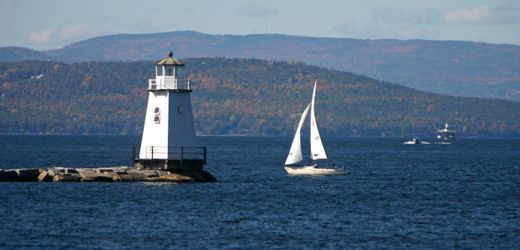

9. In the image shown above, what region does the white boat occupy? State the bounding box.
[403,138,421,144]
[284,79,347,176]
[285,165,345,175]
[403,137,430,145]
[437,123,455,140]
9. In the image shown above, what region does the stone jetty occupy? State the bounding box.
[0,166,216,183]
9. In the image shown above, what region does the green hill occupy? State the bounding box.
[1,58,519,137]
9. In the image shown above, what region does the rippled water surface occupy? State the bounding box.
[0,135,519,249]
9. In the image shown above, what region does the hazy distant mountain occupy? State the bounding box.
[0,47,52,62]
[1,58,519,137]
[2,31,519,101]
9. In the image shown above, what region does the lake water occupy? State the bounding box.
[0,135,519,249]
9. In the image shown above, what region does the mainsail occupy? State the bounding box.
[285,104,310,165]
[309,80,328,160]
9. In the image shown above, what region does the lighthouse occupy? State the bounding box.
[135,51,207,172]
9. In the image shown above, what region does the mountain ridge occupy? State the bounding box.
[1,31,519,102]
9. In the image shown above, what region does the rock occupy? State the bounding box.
[116,174,136,182]
[77,169,98,182]
[111,175,122,182]
[0,170,19,181]
[37,171,54,182]
[78,168,121,182]
[53,173,81,182]
[97,168,114,173]
[142,170,160,178]
[93,175,113,182]
[0,170,5,181]
[125,171,147,181]
[15,168,40,182]
[169,169,217,182]
[155,173,194,182]
[113,171,135,182]
[48,167,66,176]
[141,169,217,182]
[66,168,79,174]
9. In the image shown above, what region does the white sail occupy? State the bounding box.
[310,79,327,160]
[285,104,311,165]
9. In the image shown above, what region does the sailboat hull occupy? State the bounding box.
[284,166,348,176]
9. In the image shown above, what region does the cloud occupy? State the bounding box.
[331,21,439,40]
[59,24,89,39]
[26,30,55,44]
[491,5,520,24]
[25,24,92,46]
[234,4,277,18]
[372,7,440,25]
[444,6,490,24]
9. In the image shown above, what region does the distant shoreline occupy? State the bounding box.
[1,133,519,140]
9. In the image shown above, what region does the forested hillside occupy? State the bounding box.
[1,59,519,137]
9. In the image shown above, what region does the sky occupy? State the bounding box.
[1,0,519,50]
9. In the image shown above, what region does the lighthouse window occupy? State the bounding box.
[177,105,183,113]
[167,67,173,76]
[153,107,161,123]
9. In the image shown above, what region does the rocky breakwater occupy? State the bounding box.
[0,167,216,183]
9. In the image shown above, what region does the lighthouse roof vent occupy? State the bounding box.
[156,51,184,66]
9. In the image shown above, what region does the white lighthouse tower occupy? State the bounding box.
[135,51,206,171]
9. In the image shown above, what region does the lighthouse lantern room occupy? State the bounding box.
[135,51,205,170]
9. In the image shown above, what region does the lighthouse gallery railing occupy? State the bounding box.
[135,146,206,163]
[148,78,191,90]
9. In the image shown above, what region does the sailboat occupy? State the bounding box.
[284,79,347,176]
